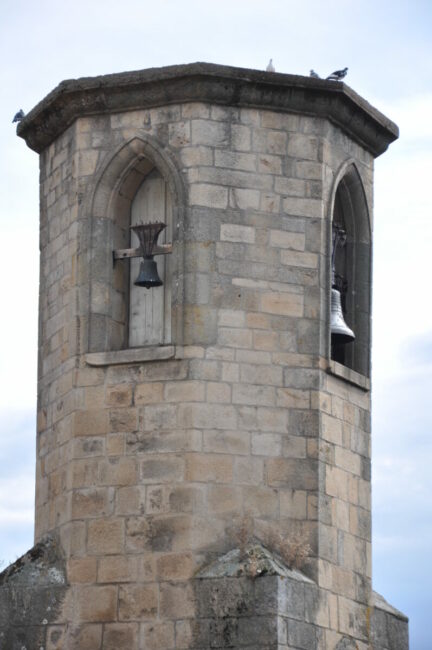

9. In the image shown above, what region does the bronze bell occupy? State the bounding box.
[330,288,355,344]
[134,256,163,289]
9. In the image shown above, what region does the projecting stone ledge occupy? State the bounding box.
[17,62,398,156]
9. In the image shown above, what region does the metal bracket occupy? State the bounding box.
[113,243,173,261]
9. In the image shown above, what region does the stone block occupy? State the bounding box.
[105,383,133,407]
[73,410,107,437]
[169,121,190,147]
[233,384,275,407]
[156,552,196,581]
[240,363,283,387]
[220,223,255,243]
[175,619,210,648]
[231,123,251,151]
[99,457,138,486]
[87,517,124,554]
[192,119,229,147]
[251,432,281,457]
[160,582,196,619]
[185,453,233,483]
[207,485,242,514]
[141,621,176,649]
[140,456,185,484]
[102,623,139,649]
[206,381,232,403]
[280,489,307,519]
[287,619,318,649]
[230,187,261,209]
[242,487,278,520]
[98,555,139,583]
[256,407,288,433]
[76,585,118,622]
[215,150,256,171]
[234,457,264,485]
[203,429,249,455]
[64,624,103,650]
[260,291,304,317]
[109,407,138,432]
[189,183,228,209]
[67,557,97,583]
[269,229,305,250]
[267,458,317,490]
[181,145,213,167]
[71,488,112,519]
[282,196,323,219]
[178,403,237,429]
[118,584,158,621]
[164,380,205,402]
[142,404,177,430]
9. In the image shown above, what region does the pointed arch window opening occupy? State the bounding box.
[330,166,371,379]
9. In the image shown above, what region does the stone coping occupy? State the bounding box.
[17,62,398,156]
[196,543,314,582]
[372,590,409,622]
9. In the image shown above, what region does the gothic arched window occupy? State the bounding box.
[330,164,371,378]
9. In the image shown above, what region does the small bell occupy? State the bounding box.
[134,256,163,289]
[330,288,355,344]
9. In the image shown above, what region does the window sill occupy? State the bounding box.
[327,360,370,391]
[85,345,176,367]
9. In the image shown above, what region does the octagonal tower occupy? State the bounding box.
[0,63,408,649]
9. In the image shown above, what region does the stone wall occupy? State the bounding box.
[7,64,406,648]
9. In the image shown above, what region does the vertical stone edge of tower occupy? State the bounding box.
[0,63,408,649]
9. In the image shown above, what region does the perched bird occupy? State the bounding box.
[326,67,348,81]
[12,109,25,123]
[266,59,275,73]
[310,69,320,78]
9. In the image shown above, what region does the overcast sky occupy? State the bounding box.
[1,1,431,647]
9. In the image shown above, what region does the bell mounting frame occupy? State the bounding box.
[113,221,172,262]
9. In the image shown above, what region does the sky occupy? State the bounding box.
[1,0,431,647]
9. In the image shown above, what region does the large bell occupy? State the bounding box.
[330,288,355,344]
[134,256,163,289]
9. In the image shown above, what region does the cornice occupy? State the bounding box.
[17,62,398,156]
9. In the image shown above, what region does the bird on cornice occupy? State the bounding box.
[326,67,348,81]
[12,109,25,123]
[266,59,275,72]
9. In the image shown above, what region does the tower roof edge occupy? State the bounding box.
[17,61,399,156]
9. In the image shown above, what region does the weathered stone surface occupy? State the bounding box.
[0,536,67,650]
[370,591,409,650]
[17,63,398,156]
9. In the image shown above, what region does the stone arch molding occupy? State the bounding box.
[327,159,372,377]
[328,159,371,245]
[84,134,187,354]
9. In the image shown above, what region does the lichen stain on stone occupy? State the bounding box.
[0,534,68,650]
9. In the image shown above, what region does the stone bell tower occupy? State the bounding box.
[0,63,408,649]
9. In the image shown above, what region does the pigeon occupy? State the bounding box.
[12,109,25,123]
[266,59,275,73]
[326,67,348,81]
[310,69,320,78]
